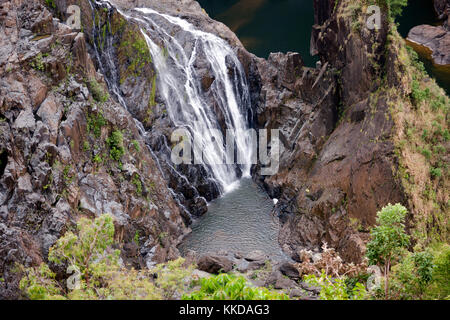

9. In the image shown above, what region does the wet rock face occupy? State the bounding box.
[66,0,261,218]
[313,0,335,26]
[408,24,450,66]
[434,0,450,20]
[0,0,188,299]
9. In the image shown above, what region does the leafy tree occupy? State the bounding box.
[19,263,65,300]
[366,203,410,299]
[182,273,289,300]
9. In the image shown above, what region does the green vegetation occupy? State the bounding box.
[62,165,73,186]
[411,79,431,106]
[30,53,45,71]
[149,74,157,107]
[86,111,106,138]
[182,273,289,300]
[88,78,109,103]
[106,130,125,162]
[304,271,366,300]
[385,0,408,20]
[366,203,410,299]
[119,29,152,79]
[19,215,289,300]
[19,214,193,300]
[364,204,450,300]
[44,0,56,9]
[131,139,140,152]
[132,173,143,195]
[382,243,450,300]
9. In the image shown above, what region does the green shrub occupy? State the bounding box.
[430,167,442,178]
[131,139,140,152]
[386,0,408,20]
[132,174,142,195]
[30,53,45,71]
[182,274,289,300]
[420,147,432,160]
[107,130,125,161]
[19,264,65,300]
[390,251,434,299]
[88,78,109,103]
[390,244,450,300]
[304,271,367,300]
[411,80,431,106]
[426,244,450,299]
[87,112,106,138]
[406,46,426,75]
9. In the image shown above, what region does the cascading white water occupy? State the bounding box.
[124,8,254,193]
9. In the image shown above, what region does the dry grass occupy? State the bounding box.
[386,27,449,246]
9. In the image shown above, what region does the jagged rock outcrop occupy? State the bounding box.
[255,0,408,264]
[0,0,189,299]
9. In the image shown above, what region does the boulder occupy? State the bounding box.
[244,250,267,262]
[279,262,301,280]
[197,254,233,274]
[264,270,297,290]
[407,24,450,65]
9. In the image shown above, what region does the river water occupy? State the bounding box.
[179,178,287,261]
[397,1,450,94]
[199,0,449,93]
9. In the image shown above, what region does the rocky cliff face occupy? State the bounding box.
[254,0,404,264]
[254,0,448,264]
[1,0,448,299]
[0,0,190,299]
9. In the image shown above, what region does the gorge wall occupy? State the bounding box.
[0,0,448,299]
[255,0,448,264]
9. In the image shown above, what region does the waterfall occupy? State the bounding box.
[89,1,253,198]
[131,8,254,192]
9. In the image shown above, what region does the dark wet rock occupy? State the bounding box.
[407,24,450,65]
[434,0,450,22]
[300,281,321,295]
[235,259,250,272]
[264,270,298,290]
[278,262,301,280]
[197,254,233,274]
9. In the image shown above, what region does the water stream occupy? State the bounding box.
[89,1,284,259]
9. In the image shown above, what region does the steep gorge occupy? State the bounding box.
[0,0,448,299]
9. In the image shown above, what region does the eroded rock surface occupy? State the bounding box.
[254,0,406,264]
[0,0,188,299]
